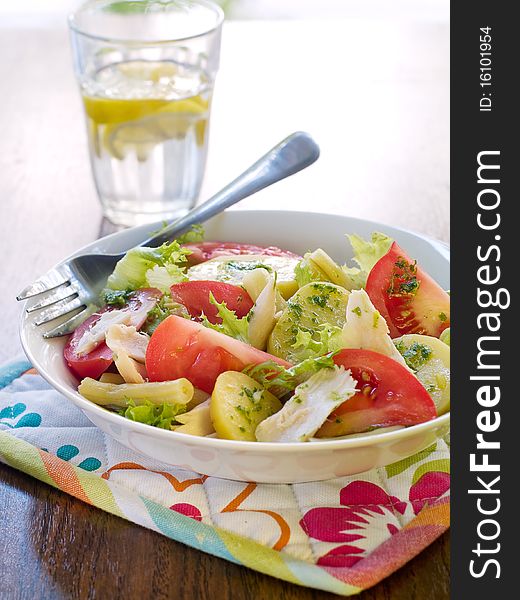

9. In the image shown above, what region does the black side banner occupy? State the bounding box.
[451,2,515,596]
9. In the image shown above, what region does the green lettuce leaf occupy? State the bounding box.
[201,292,250,342]
[106,240,190,292]
[293,233,393,291]
[243,353,337,396]
[294,257,326,287]
[342,232,393,288]
[341,267,368,291]
[176,224,205,244]
[144,263,187,293]
[291,324,344,360]
[120,401,187,430]
[142,295,190,335]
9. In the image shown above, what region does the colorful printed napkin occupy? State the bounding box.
[0,358,450,596]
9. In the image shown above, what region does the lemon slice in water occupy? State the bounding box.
[103,116,165,161]
[88,95,209,160]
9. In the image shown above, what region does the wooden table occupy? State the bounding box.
[0,19,449,599]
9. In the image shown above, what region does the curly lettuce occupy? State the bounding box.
[105,225,205,294]
[294,232,393,291]
[144,263,188,293]
[176,224,205,244]
[343,232,393,288]
[243,353,337,396]
[142,295,189,335]
[120,401,187,430]
[291,324,343,359]
[201,293,250,343]
[348,232,393,273]
[294,258,325,287]
[105,240,190,292]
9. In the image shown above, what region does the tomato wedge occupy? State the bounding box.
[366,242,450,338]
[183,241,300,266]
[64,288,161,380]
[64,312,114,381]
[170,281,253,324]
[146,315,291,393]
[316,349,437,437]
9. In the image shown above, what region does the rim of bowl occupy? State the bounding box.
[20,209,451,453]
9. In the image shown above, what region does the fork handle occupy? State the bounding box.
[140,131,320,248]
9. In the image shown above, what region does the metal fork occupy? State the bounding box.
[17,132,320,338]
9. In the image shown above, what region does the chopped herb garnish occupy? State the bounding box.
[288,301,303,319]
[101,289,133,307]
[311,283,337,293]
[399,278,419,294]
[235,405,252,425]
[352,306,362,317]
[395,341,433,371]
[308,295,329,308]
[387,257,420,296]
[226,261,273,272]
[439,312,448,322]
[243,387,256,401]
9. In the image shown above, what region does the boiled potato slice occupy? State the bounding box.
[394,333,450,415]
[174,400,214,437]
[187,254,300,299]
[210,371,282,441]
[268,282,350,363]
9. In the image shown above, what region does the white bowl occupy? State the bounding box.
[20,210,450,483]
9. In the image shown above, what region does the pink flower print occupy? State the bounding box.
[170,502,203,522]
[409,471,450,515]
[340,481,407,515]
[317,544,366,568]
[301,481,407,568]
[301,507,367,543]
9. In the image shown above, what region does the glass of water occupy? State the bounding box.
[69,0,223,226]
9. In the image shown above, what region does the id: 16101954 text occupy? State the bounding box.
[480,27,492,112]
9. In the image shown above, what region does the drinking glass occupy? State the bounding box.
[69,0,223,226]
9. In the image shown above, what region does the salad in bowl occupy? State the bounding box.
[62,224,450,445]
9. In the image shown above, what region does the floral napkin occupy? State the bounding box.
[0,357,450,596]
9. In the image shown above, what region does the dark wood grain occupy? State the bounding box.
[0,464,449,600]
